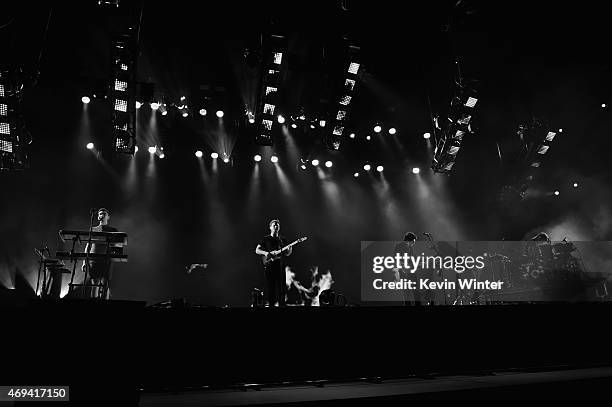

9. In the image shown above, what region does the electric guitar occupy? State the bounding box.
[261,237,308,266]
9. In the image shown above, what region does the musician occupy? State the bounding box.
[255,219,292,307]
[82,208,118,299]
[394,232,421,305]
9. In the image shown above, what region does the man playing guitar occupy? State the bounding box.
[255,219,293,307]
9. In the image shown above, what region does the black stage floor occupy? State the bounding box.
[2,295,611,405]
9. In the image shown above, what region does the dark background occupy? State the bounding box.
[1,0,611,305]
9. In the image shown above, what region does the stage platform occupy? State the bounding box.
[2,295,611,404]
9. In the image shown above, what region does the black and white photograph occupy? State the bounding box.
[2,0,612,405]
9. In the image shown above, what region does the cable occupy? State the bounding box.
[0,17,15,30]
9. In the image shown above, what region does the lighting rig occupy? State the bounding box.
[326,43,361,150]
[110,31,137,154]
[0,69,30,170]
[254,34,287,146]
[431,62,479,173]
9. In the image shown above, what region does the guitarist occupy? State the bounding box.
[255,219,293,307]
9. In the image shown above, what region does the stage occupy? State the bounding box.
[3,295,612,404]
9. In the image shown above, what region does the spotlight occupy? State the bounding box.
[412,167,420,174]
[311,159,319,166]
[151,102,160,110]
[374,125,382,133]
[223,156,230,163]
[376,165,383,172]
[573,182,578,188]
[148,146,157,154]
[216,110,224,118]
[558,128,563,133]
[319,120,326,127]
[159,153,165,159]
[254,154,262,162]
[300,164,307,170]
[554,190,560,196]
[364,164,371,171]
[182,112,188,117]
[136,101,142,109]
[81,96,91,104]
[354,172,359,177]
[310,124,315,129]
[211,152,219,159]
[277,115,285,124]
[180,96,186,101]
[199,109,207,116]
[271,155,279,163]
[291,123,297,129]
[366,135,371,141]
[325,160,333,168]
[388,128,397,135]
[86,142,94,150]
[349,133,356,139]
[423,132,431,139]
[195,150,203,158]
[134,146,139,153]
[602,103,607,108]
[249,117,255,124]
[161,110,168,116]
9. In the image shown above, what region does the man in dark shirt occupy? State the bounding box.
[255,219,292,307]
[394,232,420,305]
[82,208,118,299]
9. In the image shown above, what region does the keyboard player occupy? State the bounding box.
[82,208,118,298]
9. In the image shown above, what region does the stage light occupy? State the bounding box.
[86,142,94,150]
[151,102,160,110]
[195,150,203,158]
[216,110,224,118]
[366,135,371,141]
[573,182,578,188]
[349,133,355,139]
[291,123,297,129]
[319,120,326,127]
[558,128,563,133]
[376,165,383,172]
[148,146,156,154]
[249,117,255,123]
[363,164,371,171]
[134,146,139,153]
[81,96,91,104]
[300,164,307,170]
[271,155,278,163]
[546,131,556,141]
[465,97,478,108]
[554,190,560,196]
[388,128,397,135]
[159,153,165,159]
[199,108,207,116]
[423,132,431,139]
[211,152,219,159]
[278,115,285,124]
[161,110,168,116]
[602,103,607,108]
[412,167,420,174]
[310,124,315,129]
[254,154,262,162]
[180,96,186,101]
[354,172,359,177]
[374,125,381,133]
[311,159,319,166]
[136,101,142,109]
[182,112,188,117]
[223,156,230,163]
[325,160,333,168]
[348,62,360,74]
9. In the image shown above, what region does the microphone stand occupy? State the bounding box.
[83,208,96,298]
